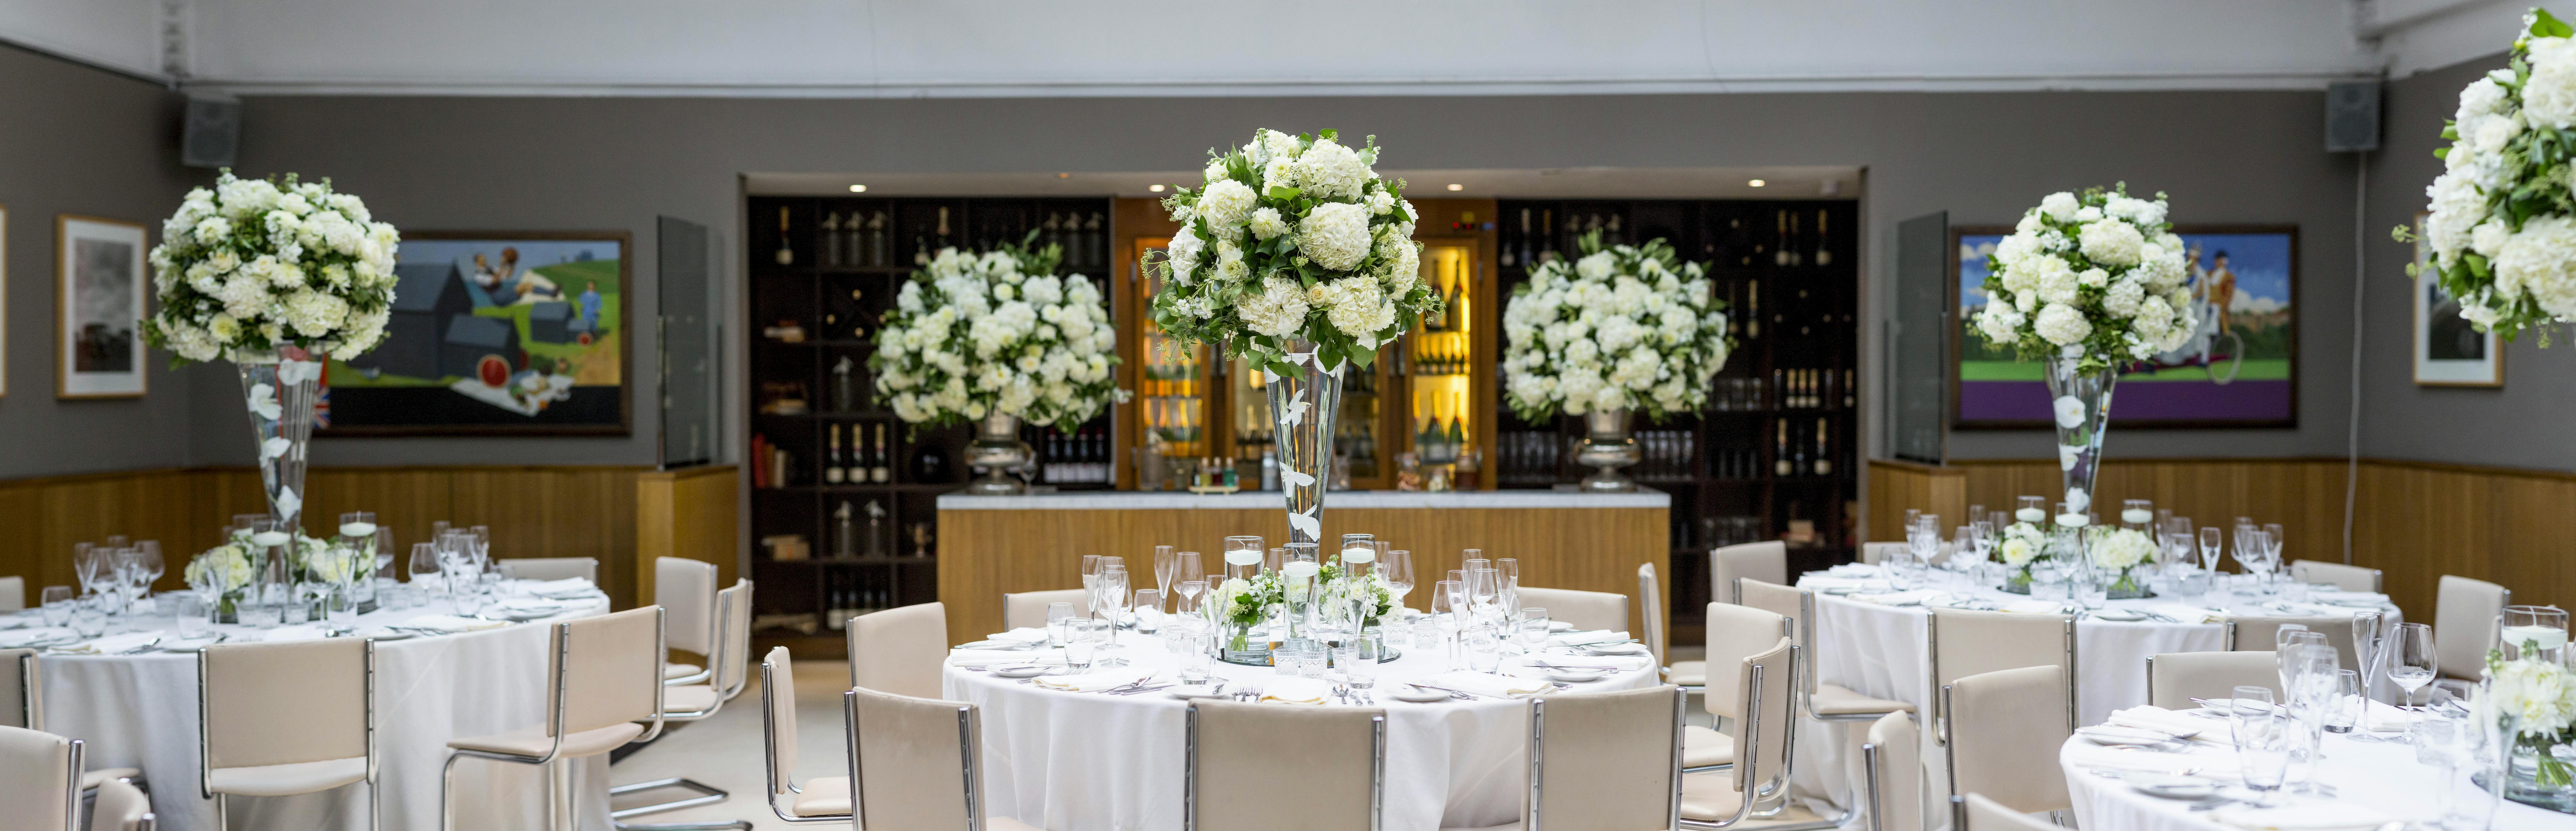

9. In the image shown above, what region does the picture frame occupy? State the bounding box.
[1951,223,2299,429]
[2412,212,2504,387]
[0,204,8,399]
[56,214,148,399]
[319,230,633,436]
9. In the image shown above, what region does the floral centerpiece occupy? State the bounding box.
[1968,185,2193,518]
[142,172,398,570]
[2085,526,2157,599]
[1502,231,1735,490]
[1148,129,1442,543]
[1318,558,1398,631]
[1207,571,1284,661]
[1995,521,2052,594]
[183,543,257,617]
[2405,9,2576,343]
[871,235,1126,493]
[2479,647,2576,808]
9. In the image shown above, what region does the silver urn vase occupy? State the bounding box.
[1574,408,1641,493]
[962,412,1034,495]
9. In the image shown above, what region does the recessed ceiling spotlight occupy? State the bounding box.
[848,184,868,193]
[1057,173,1071,179]
[1747,179,1766,188]
[1149,184,1166,192]
[1446,183,1464,191]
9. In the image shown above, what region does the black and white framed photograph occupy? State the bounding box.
[56,214,147,399]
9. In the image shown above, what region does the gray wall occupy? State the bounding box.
[0,46,203,478]
[2357,53,2572,470]
[223,88,2364,467]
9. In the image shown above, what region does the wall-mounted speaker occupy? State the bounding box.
[2326,80,2381,153]
[182,96,239,168]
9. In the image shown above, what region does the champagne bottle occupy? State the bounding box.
[1787,211,1804,267]
[914,235,930,266]
[868,211,888,265]
[1814,210,1832,266]
[935,206,952,250]
[1813,417,1833,476]
[821,212,842,267]
[1773,210,1790,268]
[1746,280,1761,340]
[774,206,795,266]
[1540,209,1556,262]
[1774,421,1792,477]
[870,424,892,483]
[825,424,846,484]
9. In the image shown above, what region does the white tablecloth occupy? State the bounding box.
[942,631,1657,831]
[2063,728,2564,831]
[19,584,614,831]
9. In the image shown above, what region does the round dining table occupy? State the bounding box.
[2062,722,2564,831]
[942,625,1659,831]
[6,581,615,831]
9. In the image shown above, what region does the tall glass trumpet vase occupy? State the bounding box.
[1575,409,1642,493]
[1265,345,1345,546]
[239,350,321,565]
[2043,356,2117,519]
[963,412,1034,495]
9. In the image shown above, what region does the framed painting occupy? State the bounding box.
[2412,213,2503,387]
[1952,224,2298,429]
[57,215,147,399]
[320,230,632,435]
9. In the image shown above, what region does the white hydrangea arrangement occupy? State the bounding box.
[1970,185,2196,370]
[2479,647,2576,786]
[871,236,1127,429]
[2402,9,2576,342]
[1502,232,1733,420]
[1149,129,1443,374]
[1995,521,2055,592]
[184,543,256,599]
[2086,527,2158,595]
[141,172,401,363]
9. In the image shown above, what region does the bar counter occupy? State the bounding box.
[935,489,1671,647]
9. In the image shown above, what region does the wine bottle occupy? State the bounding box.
[914,235,930,266]
[774,206,795,266]
[1844,369,1856,408]
[870,424,892,483]
[1540,209,1556,262]
[825,424,847,484]
[1813,417,1834,476]
[1774,421,1792,477]
[868,211,888,266]
[1746,280,1761,339]
[1773,211,1790,268]
[844,210,864,265]
[822,212,843,267]
[1814,210,1832,267]
[1787,211,1804,267]
[935,206,952,251]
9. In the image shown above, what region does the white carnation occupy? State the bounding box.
[1296,202,1373,271]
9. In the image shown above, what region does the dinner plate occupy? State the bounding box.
[1820,586,1859,596]
[1388,685,1453,703]
[1166,685,1229,700]
[1585,642,1648,655]
[2090,609,2148,621]
[2125,773,2216,800]
[957,640,1034,650]
[1543,668,1610,684]
[1547,620,1574,632]
[158,637,222,652]
[359,627,417,641]
[992,665,1052,679]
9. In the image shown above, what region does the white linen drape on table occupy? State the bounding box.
[2062,733,2562,831]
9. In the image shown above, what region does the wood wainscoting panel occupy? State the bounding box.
[637,465,742,612]
[1866,460,1967,542]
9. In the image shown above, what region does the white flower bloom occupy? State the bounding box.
[2527,37,2576,129]
[1296,202,1373,271]
[2458,77,2508,123]
[2075,206,2103,223]
[2077,219,2146,267]
[2474,111,2527,154]
[1249,207,1290,239]
[1198,179,1258,229]
[2033,303,2092,346]
[1290,138,1371,201]
[2102,278,2145,316]
[2040,192,2080,222]
[2492,215,2576,318]
[1237,277,1310,338]
[1977,303,2026,344]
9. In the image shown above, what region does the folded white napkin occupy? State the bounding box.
[2147,604,2225,624]
[2076,724,2184,745]
[1850,590,1944,606]
[1999,600,2068,615]
[2210,803,2396,831]
[985,627,1051,645]
[0,615,31,630]
[1256,677,1332,704]
[1518,653,1653,673]
[1417,671,1551,698]
[1033,670,1154,693]
[1549,630,1631,647]
[2063,745,2237,777]
[2308,590,2390,605]
[1800,577,1887,592]
[2107,706,2231,745]
[53,632,162,655]
[0,627,72,647]
[258,625,333,642]
[521,577,596,597]
[2364,699,2421,732]
[1825,563,1880,577]
[494,597,564,612]
[950,648,1065,666]
[403,614,508,633]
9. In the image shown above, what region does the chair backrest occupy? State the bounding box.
[2146,651,2278,709]
[1525,685,1685,831]
[90,777,151,831]
[1517,586,1627,634]
[849,601,950,698]
[1709,542,1786,604]
[500,557,599,583]
[200,638,371,774]
[1636,564,1668,671]
[711,581,755,696]
[1187,700,1384,831]
[2226,616,2358,671]
[656,557,719,657]
[1862,712,1921,831]
[1859,542,1903,566]
[760,647,802,796]
[0,725,80,831]
[848,685,981,831]
[1,648,37,730]
[0,576,23,611]
[1703,602,1791,719]
[1735,579,1817,694]
[1942,666,2071,817]
[1929,608,2074,736]
[1961,792,2059,831]
[1729,637,1798,802]
[2436,575,2510,680]
[1002,589,1091,631]
[2288,560,2380,593]
[555,606,664,738]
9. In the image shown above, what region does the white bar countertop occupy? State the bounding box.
[935,489,1669,510]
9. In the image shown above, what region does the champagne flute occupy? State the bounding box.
[2388,622,2437,706]
[1080,554,1102,598]
[1096,566,1129,649]
[1495,558,1519,621]
[2198,526,2223,572]
[1174,552,1205,614]
[1153,546,1178,612]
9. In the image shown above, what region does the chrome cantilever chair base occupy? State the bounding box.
[608,777,751,830]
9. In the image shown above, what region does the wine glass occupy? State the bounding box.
[409,542,444,605]
[1381,549,1414,608]
[1153,546,1178,612]
[1132,590,1162,631]
[40,585,75,627]
[1174,581,1205,617]
[72,543,101,598]
[1174,552,1205,611]
[1495,558,1518,620]
[2389,622,2437,706]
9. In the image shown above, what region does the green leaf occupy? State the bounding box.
[1267,186,1302,201]
[2537,8,2574,37]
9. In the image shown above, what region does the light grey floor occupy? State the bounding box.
[608,660,852,830]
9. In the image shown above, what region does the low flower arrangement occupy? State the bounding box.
[1501,232,1734,420]
[2085,526,2158,599]
[870,236,1126,428]
[2480,647,2576,798]
[1995,521,2052,593]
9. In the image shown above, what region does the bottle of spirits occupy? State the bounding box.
[914,235,930,266]
[1813,417,1834,476]
[825,424,847,484]
[821,212,842,267]
[1844,369,1857,408]
[775,206,795,266]
[1774,421,1793,477]
[844,209,864,265]
[870,424,892,483]
[834,500,856,557]
[1606,214,1624,245]
[1540,209,1557,262]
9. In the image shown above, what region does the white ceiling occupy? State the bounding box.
[744,166,1863,200]
[2,1,2512,97]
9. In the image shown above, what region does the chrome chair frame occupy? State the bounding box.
[45,736,86,831]
[756,660,853,825]
[442,610,667,831]
[1184,703,1385,831]
[1756,582,1907,725]
[1678,661,1772,830]
[1924,611,2077,746]
[1937,679,2070,831]
[1524,685,1688,831]
[11,649,37,728]
[1860,739,1888,831]
[197,640,378,831]
[1680,608,1792,776]
[613,589,752,830]
[844,689,986,830]
[1639,564,1702,694]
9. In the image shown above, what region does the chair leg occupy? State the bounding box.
[610,777,751,830]
[440,752,460,831]
[213,794,227,831]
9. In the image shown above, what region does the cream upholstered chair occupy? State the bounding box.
[613,581,755,830]
[1858,542,1902,566]
[0,575,23,611]
[500,558,599,583]
[2146,651,2278,709]
[1737,579,1913,722]
[658,557,720,685]
[1517,585,1627,634]
[1002,589,1090,631]
[198,637,377,831]
[90,777,153,831]
[1186,699,1385,831]
[759,647,852,824]
[1639,564,1704,691]
[2225,616,2359,670]
[1446,685,1688,831]
[1940,666,2071,830]
[1678,636,1826,829]
[844,685,1044,830]
[2436,575,2510,680]
[1960,792,2058,831]
[1688,602,1791,773]
[2288,560,2381,592]
[848,602,949,698]
[443,606,665,831]
[1859,712,1921,831]
[0,724,82,831]
[5,649,141,791]
[1708,542,1785,604]
[1927,608,2074,746]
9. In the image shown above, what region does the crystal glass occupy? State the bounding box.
[1172,618,1212,683]
[1153,545,1178,612]
[2500,605,2569,663]
[1463,626,1502,673]
[1132,590,1162,631]
[1517,610,1551,650]
[2285,643,2336,792]
[1064,624,1096,672]
[40,586,75,627]
[1347,633,1381,689]
[2197,527,2223,572]
[1095,567,1130,648]
[2231,687,2290,804]
[70,603,107,638]
[2322,669,2361,733]
[1046,602,1077,645]
[1278,543,1320,644]
[1381,548,1414,608]
[408,542,443,598]
[173,595,211,640]
[2389,622,2437,705]
[2276,628,2324,696]
[238,592,282,629]
[1175,552,1205,605]
[1330,645,1359,680]
[2411,717,2464,825]
[1080,554,1102,596]
[1495,557,1519,607]
[1174,581,1206,617]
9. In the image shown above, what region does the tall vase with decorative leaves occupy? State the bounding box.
[2044,356,2116,518]
[239,349,322,576]
[1266,347,1344,545]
